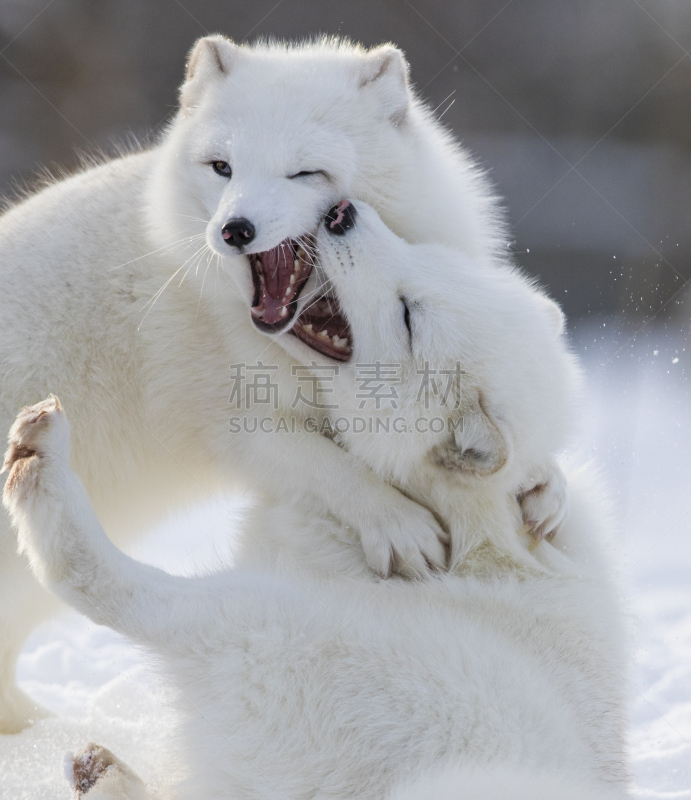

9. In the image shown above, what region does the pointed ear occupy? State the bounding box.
[431,395,510,478]
[359,45,410,125]
[180,35,238,111]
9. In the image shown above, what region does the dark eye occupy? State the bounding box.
[288,170,327,179]
[212,161,232,178]
[401,296,412,342]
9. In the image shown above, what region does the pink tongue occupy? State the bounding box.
[261,244,294,325]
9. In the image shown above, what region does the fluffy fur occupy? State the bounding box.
[2,211,626,798]
[390,765,625,800]
[0,35,524,732]
[242,201,581,575]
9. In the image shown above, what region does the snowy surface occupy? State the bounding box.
[2,319,690,798]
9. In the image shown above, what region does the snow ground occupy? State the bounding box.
[2,318,690,798]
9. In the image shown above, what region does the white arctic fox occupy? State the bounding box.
[0,35,555,732]
[2,203,627,799]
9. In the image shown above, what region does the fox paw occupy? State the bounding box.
[1,395,69,503]
[359,494,449,579]
[518,461,569,542]
[66,743,149,799]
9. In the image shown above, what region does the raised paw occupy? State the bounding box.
[359,495,449,579]
[518,460,568,542]
[1,395,70,503]
[66,743,150,799]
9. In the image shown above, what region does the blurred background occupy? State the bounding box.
[2,0,691,318]
[1,2,690,797]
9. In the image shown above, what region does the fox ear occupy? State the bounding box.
[431,396,510,478]
[359,45,410,124]
[180,35,238,111]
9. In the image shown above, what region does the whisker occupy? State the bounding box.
[431,89,456,118]
[193,242,209,277]
[138,240,211,328]
[194,248,214,328]
[107,233,207,272]
[437,98,456,122]
[138,267,186,328]
[173,213,210,224]
[177,243,209,288]
[294,277,336,319]
[295,233,318,254]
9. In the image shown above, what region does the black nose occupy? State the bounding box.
[325,201,357,235]
[222,218,256,248]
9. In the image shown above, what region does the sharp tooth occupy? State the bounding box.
[290,274,296,285]
[318,330,329,339]
[332,335,339,345]
[251,308,264,318]
[284,287,291,296]
[305,324,313,333]
[280,307,288,318]
[293,259,301,273]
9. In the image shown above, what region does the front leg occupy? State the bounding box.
[225,423,448,578]
[2,396,226,653]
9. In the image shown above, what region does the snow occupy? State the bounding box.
[572,320,691,797]
[2,319,690,798]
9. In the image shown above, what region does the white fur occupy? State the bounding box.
[242,201,582,575]
[2,417,627,799]
[0,36,517,731]
[390,765,625,800]
[2,223,626,798]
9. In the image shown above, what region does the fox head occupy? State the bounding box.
[146,36,503,334]
[148,37,416,320]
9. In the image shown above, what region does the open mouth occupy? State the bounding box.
[249,238,314,332]
[248,235,353,361]
[291,294,352,362]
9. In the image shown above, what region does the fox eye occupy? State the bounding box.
[401,296,413,344]
[288,170,327,180]
[211,161,232,178]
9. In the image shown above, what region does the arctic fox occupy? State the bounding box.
[2,203,626,798]
[238,200,581,577]
[0,35,548,732]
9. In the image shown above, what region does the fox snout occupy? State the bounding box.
[222,217,256,249]
[325,201,357,235]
